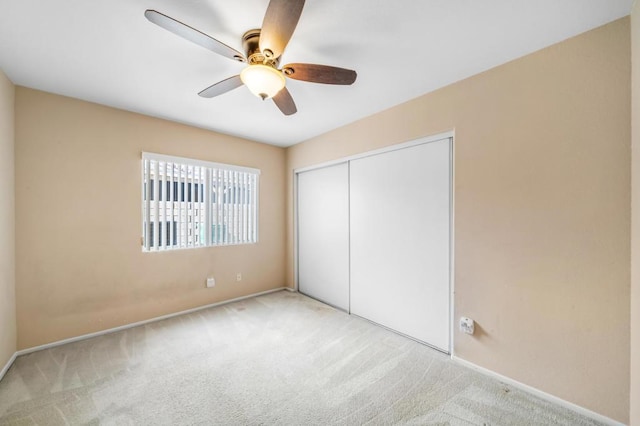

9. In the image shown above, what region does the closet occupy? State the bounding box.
[296,136,451,352]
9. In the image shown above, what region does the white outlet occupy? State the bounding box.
[236,273,242,282]
[459,317,475,335]
[206,277,215,288]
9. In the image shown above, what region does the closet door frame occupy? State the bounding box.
[293,130,455,353]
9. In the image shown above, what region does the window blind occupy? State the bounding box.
[142,152,259,252]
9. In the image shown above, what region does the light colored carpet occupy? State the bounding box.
[0,291,604,425]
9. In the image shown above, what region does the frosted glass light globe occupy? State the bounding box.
[240,65,286,100]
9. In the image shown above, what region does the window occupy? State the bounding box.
[142,152,259,252]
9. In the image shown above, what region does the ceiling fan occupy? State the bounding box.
[144,0,357,116]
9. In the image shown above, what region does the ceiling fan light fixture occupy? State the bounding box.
[145,3,357,115]
[240,64,285,100]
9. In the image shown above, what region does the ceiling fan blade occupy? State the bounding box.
[272,87,297,115]
[198,75,244,98]
[145,10,245,62]
[282,63,357,85]
[259,0,305,59]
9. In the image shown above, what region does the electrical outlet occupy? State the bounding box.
[459,317,475,335]
[236,273,242,282]
[206,277,215,288]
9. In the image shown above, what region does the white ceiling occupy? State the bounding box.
[0,0,633,147]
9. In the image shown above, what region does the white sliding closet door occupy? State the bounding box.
[350,139,451,351]
[297,163,350,311]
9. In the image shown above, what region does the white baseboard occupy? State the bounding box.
[0,352,17,382]
[451,355,625,426]
[15,287,289,357]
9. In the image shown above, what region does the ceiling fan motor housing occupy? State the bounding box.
[243,29,279,68]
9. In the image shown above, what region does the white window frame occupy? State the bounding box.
[141,152,260,252]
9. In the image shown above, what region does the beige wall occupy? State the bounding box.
[15,88,286,350]
[0,70,16,371]
[286,18,630,423]
[631,1,640,423]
